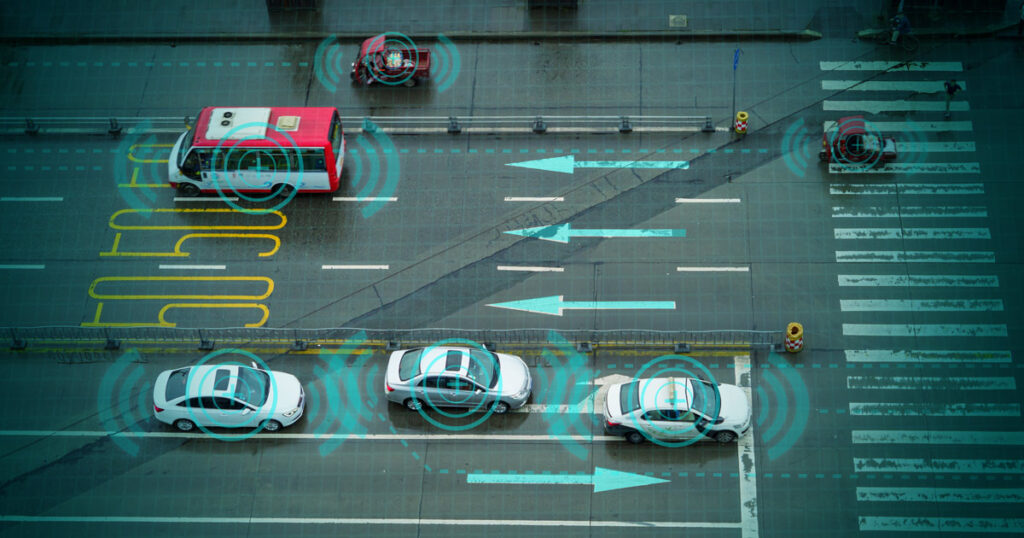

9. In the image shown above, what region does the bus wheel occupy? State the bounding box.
[274,184,295,199]
[178,183,200,197]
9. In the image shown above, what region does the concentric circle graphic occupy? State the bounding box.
[411,338,504,431]
[362,32,420,86]
[827,117,886,172]
[184,348,279,441]
[210,121,303,214]
[625,355,721,447]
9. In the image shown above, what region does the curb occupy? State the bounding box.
[0,29,822,45]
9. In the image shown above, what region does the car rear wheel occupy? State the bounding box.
[625,431,646,444]
[404,398,423,411]
[174,419,195,432]
[263,420,282,432]
[491,401,510,415]
[714,431,737,443]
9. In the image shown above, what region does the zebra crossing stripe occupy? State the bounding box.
[842,324,1007,337]
[836,251,995,263]
[896,141,975,153]
[829,162,981,174]
[830,183,983,195]
[823,120,972,132]
[849,403,1020,417]
[840,299,1003,312]
[821,80,965,92]
[859,516,1024,533]
[852,430,1024,445]
[833,228,990,240]
[819,61,963,71]
[824,100,969,113]
[844,350,1011,363]
[853,458,1024,473]
[857,487,1024,503]
[838,275,999,287]
[832,206,987,217]
[847,376,1015,390]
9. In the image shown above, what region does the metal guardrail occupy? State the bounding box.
[6,326,782,352]
[0,114,716,136]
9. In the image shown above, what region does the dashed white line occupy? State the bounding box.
[675,198,741,203]
[0,265,44,270]
[497,265,565,272]
[158,264,225,270]
[0,197,64,202]
[677,266,749,272]
[504,197,564,202]
[333,197,398,202]
[322,265,390,270]
[174,196,239,202]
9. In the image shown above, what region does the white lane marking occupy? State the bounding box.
[852,430,1024,445]
[853,458,1024,473]
[838,275,999,287]
[0,430,625,442]
[675,198,742,203]
[857,487,1024,503]
[735,355,759,538]
[819,61,963,71]
[840,299,1003,312]
[158,264,225,270]
[830,183,983,195]
[845,350,1011,363]
[333,197,398,202]
[859,516,1024,533]
[0,265,45,270]
[504,197,564,202]
[836,251,995,263]
[497,265,565,272]
[829,162,981,174]
[0,197,64,202]
[833,228,990,240]
[322,265,389,270]
[842,324,1007,337]
[677,266,750,272]
[824,100,969,113]
[847,376,1015,390]
[0,515,741,529]
[896,141,975,153]
[823,120,973,132]
[173,197,239,202]
[517,404,598,414]
[850,403,1020,417]
[821,80,965,92]
[832,206,987,217]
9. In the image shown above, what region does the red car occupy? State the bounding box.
[350,35,431,87]
[819,115,897,169]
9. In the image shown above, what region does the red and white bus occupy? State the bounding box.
[169,106,344,197]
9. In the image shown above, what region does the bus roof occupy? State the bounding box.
[191,106,337,148]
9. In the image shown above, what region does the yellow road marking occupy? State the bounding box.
[117,167,171,188]
[127,143,173,164]
[158,303,269,328]
[100,233,280,257]
[88,276,274,300]
[109,208,287,231]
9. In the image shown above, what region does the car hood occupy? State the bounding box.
[496,353,530,395]
[268,371,303,410]
[715,383,751,427]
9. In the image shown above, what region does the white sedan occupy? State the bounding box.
[152,363,304,432]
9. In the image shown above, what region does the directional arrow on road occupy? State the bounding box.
[467,466,669,493]
[506,155,690,175]
[487,295,676,316]
[505,222,685,243]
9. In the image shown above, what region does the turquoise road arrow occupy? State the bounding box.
[506,155,690,174]
[467,466,669,493]
[487,295,676,316]
[505,222,685,243]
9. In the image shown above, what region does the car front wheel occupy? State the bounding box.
[491,401,510,415]
[263,420,282,432]
[714,431,737,443]
[174,419,195,432]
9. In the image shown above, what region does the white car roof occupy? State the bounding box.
[181,364,257,400]
[638,377,693,411]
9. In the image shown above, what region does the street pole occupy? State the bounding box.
[731,48,741,126]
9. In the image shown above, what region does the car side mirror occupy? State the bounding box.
[241,408,252,415]
[696,419,709,432]
[475,389,483,394]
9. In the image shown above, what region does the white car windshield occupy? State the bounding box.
[233,367,270,407]
[690,380,721,419]
[465,349,499,388]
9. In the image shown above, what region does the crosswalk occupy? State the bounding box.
[821,60,1019,534]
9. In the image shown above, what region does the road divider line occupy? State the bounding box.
[0,197,64,202]
[834,228,990,240]
[847,376,1015,390]
[322,265,390,270]
[830,183,983,195]
[504,197,565,202]
[675,198,741,203]
[852,430,1024,445]
[857,487,1024,503]
[836,251,995,263]
[842,324,1007,337]
[677,266,750,272]
[497,266,565,273]
[819,60,963,71]
[850,403,1020,417]
[839,275,999,287]
[853,458,1024,473]
[158,264,226,270]
[334,197,398,202]
[844,350,1012,363]
[840,299,1003,312]
[0,264,45,270]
